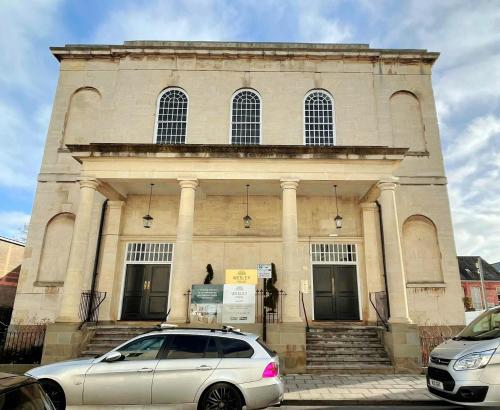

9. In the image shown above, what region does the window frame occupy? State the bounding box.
[303,89,336,146]
[154,87,189,144]
[229,88,262,145]
[116,335,168,361]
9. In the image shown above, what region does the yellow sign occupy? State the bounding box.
[225,269,258,285]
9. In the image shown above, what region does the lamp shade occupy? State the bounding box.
[334,214,343,229]
[143,214,154,228]
[243,214,252,229]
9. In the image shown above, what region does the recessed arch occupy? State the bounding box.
[402,214,443,283]
[390,90,425,151]
[304,89,336,146]
[230,88,261,145]
[37,212,75,284]
[63,87,101,145]
[154,87,188,144]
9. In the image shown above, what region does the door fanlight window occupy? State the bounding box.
[311,243,357,263]
[126,243,173,263]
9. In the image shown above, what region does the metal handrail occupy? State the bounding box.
[369,292,389,331]
[300,291,310,332]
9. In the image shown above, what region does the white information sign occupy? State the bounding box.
[223,284,255,304]
[221,304,255,323]
[257,264,272,279]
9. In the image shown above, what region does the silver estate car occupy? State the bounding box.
[27,326,284,409]
[427,306,500,407]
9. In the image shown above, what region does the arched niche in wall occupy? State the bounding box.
[390,91,426,151]
[402,215,443,283]
[37,213,75,284]
[63,87,101,145]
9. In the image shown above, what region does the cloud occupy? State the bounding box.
[93,0,239,43]
[0,211,30,242]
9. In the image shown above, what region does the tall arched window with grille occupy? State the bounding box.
[155,88,188,144]
[304,90,336,146]
[231,89,261,145]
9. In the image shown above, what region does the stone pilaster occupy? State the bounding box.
[376,179,412,324]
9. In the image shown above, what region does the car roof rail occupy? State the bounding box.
[141,324,246,336]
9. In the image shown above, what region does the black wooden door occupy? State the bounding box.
[122,264,170,320]
[313,265,359,320]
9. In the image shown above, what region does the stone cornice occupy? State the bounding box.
[65,144,408,162]
[50,41,439,64]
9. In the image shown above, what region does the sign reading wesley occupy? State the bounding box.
[225,269,258,285]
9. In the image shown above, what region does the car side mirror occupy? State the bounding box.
[104,351,123,362]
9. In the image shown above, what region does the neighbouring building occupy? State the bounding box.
[493,262,500,273]
[458,256,500,310]
[12,41,465,372]
[0,236,25,324]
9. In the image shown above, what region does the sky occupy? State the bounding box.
[0,0,499,262]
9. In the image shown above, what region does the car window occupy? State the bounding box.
[165,335,209,359]
[0,383,55,410]
[117,336,165,361]
[218,337,254,358]
[256,338,276,357]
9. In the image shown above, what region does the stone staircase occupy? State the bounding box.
[306,324,394,374]
[80,324,155,357]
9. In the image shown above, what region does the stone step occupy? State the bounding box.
[306,346,386,352]
[307,356,391,363]
[306,337,381,345]
[308,328,380,334]
[306,339,383,346]
[307,351,389,359]
[307,331,379,337]
[306,364,394,375]
[91,334,138,341]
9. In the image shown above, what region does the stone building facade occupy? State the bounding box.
[12,41,464,370]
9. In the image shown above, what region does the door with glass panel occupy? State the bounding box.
[152,335,221,404]
[122,264,170,320]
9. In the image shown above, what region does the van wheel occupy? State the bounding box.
[200,382,243,410]
[40,380,66,410]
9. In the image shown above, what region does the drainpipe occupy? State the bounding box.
[375,201,391,320]
[85,199,108,324]
[476,257,487,310]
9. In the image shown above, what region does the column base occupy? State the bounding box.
[382,322,422,373]
[41,323,84,364]
[388,316,413,325]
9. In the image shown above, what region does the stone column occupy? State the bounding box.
[57,178,99,322]
[361,202,385,322]
[169,178,198,322]
[280,179,301,322]
[97,200,124,321]
[376,179,412,324]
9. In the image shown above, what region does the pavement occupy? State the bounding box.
[282,374,438,404]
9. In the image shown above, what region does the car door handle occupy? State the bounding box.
[137,368,153,373]
[196,365,213,371]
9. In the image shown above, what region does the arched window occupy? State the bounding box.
[231,89,261,145]
[155,88,188,144]
[304,90,335,146]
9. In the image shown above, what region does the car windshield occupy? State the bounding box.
[454,307,500,341]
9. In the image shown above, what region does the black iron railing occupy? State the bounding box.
[184,289,192,323]
[369,291,389,330]
[299,291,310,332]
[0,326,46,364]
[255,289,286,323]
[0,307,13,330]
[78,290,107,326]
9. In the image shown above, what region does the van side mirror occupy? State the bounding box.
[104,351,123,362]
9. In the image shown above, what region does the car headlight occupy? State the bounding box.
[453,349,495,371]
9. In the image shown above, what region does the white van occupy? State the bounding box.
[427,306,500,406]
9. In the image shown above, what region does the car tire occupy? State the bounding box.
[200,382,243,410]
[40,379,66,410]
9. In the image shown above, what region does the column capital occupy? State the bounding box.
[377,177,399,192]
[78,178,99,190]
[360,202,378,211]
[107,200,125,209]
[280,179,299,190]
[178,178,199,190]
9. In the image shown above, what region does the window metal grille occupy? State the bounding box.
[126,243,173,263]
[231,90,261,145]
[156,89,188,144]
[311,243,357,263]
[304,91,335,146]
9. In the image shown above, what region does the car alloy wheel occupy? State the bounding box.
[202,383,242,410]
